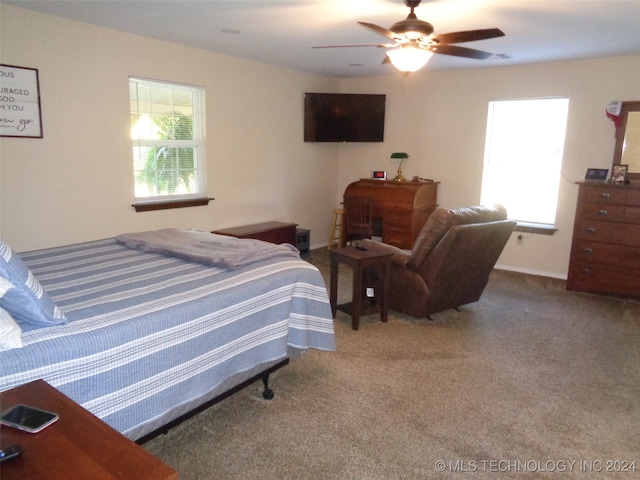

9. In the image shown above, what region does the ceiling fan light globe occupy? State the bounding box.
[386,45,433,73]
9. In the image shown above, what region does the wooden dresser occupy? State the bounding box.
[343,179,438,249]
[567,181,640,298]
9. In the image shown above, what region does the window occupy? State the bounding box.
[129,77,206,205]
[480,97,569,231]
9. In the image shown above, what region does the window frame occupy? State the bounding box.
[480,97,570,234]
[129,76,209,211]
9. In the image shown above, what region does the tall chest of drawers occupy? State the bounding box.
[567,182,640,298]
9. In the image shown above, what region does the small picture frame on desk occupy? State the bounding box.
[611,164,628,183]
[371,170,386,180]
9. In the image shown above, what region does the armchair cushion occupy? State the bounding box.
[407,209,453,271]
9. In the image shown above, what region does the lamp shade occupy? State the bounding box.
[386,44,433,73]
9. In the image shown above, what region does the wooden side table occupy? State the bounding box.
[0,380,177,480]
[329,246,393,330]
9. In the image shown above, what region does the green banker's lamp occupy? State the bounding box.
[391,152,409,182]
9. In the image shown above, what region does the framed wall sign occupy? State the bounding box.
[0,64,43,138]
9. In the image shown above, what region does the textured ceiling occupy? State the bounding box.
[6,0,640,78]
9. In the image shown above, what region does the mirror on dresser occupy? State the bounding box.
[612,101,640,182]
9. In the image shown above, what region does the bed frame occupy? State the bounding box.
[136,358,289,444]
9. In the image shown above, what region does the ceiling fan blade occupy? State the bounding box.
[433,28,505,45]
[430,44,494,60]
[358,21,402,41]
[312,43,392,49]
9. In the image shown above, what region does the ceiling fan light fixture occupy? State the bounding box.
[386,44,433,73]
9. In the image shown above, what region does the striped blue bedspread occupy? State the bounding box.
[0,238,335,439]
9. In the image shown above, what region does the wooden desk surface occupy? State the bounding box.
[0,380,177,480]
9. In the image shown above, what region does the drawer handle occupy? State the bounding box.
[600,192,610,199]
[586,227,596,234]
[581,268,590,275]
[598,209,608,216]
[583,248,593,254]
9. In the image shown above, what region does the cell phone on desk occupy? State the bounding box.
[0,404,59,433]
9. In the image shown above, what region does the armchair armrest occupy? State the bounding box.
[359,239,410,268]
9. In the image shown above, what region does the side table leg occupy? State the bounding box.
[329,254,338,318]
[352,264,362,330]
[380,257,390,323]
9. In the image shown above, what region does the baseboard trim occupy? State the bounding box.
[494,264,567,281]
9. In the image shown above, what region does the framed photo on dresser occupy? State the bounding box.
[611,164,628,183]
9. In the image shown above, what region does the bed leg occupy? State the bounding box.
[261,373,275,400]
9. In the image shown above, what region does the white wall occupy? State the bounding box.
[337,56,640,278]
[2,4,639,280]
[0,5,340,251]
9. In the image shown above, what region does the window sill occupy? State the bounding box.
[133,197,214,212]
[514,222,557,236]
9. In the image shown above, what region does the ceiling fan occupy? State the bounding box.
[313,0,505,73]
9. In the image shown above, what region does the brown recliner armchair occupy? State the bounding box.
[361,205,516,318]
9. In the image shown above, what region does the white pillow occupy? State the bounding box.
[0,239,66,329]
[0,305,23,350]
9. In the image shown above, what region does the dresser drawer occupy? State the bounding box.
[382,234,412,250]
[578,203,626,222]
[383,211,412,229]
[568,262,640,297]
[576,220,640,246]
[581,186,627,204]
[573,240,640,269]
[627,188,640,206]
[382,211,413,249]
[626,205,640,223]
[579,204,640,223]
[382,225,412,249]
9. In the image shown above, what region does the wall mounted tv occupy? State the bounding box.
[304,93,386,143]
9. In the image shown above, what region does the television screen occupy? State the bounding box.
[304,93,385,143]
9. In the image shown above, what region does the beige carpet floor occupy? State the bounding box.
[144,249,640,479]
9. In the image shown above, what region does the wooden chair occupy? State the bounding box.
[343,195,374,245]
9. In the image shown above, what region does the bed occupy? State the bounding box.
[0,232,335,441]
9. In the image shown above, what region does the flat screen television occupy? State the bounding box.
[304,93,385,143]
